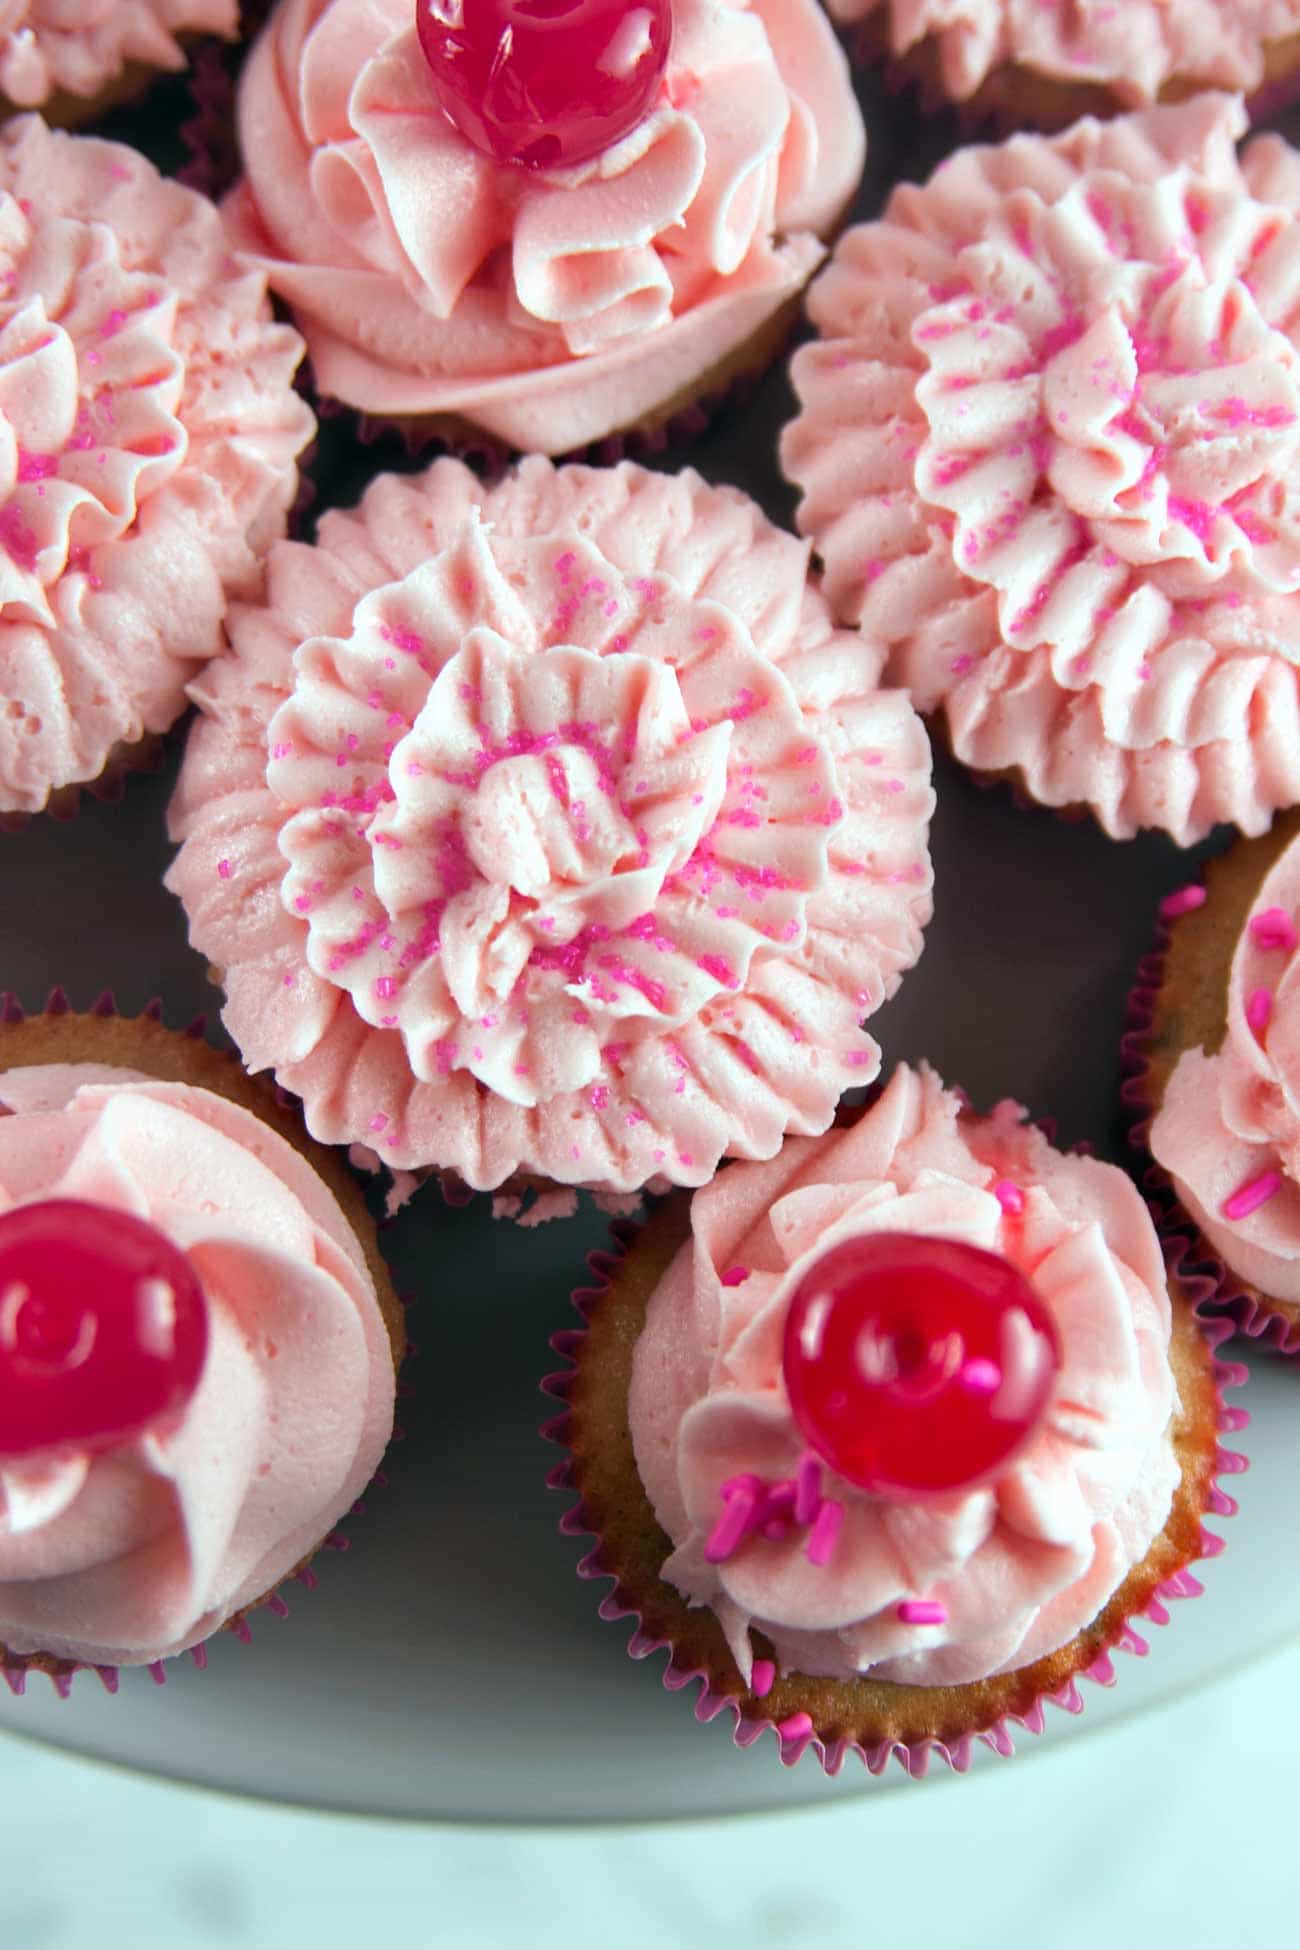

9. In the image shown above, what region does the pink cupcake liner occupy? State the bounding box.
[540,1220,1248,1778]
[1121,886,1300,1358]
[0,984,411,1697]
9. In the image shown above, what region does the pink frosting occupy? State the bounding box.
[830,0,1300,104]
[0,1065,395,1668]
[0,1,237,107]
[166,456,934,1194]
[782,95,1300,843]
[1151,834,1300,1304]
[827,0,1300,104]
[0,118,313,816]
[224,0,864,452]
[629,1065,1180,1687]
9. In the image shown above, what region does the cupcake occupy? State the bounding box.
[0,117,314,823]
[0,3,241,125]
[1133,809,1300,1354]
[827,0,1300,129]
[165,455,934,1207]
[781,93,1300,844]
[547,1065,1243,1771]
[223,0,866,455]
[0,995,403,1690]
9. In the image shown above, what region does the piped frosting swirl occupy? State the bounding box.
[782,96,1300,842]
[0,117,314,815]
[225,0,864,451]
[167,457,934,1194]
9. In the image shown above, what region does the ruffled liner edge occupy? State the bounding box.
[0,983,414,1697]
[538,1204,1248,1778]
[1121,898,1300,1357]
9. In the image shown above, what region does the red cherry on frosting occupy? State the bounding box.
[416,0,672,172]
[0,1200,208,1463]
[781,1231,1061,1499]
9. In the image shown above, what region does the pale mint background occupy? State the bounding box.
[1,1639,1296,1948]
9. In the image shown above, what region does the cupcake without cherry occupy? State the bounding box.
[781,93,1300,844]
[165,455,934,1204]
[0,117,314,820]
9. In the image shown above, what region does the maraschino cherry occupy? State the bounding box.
[0,1200,208,1463]
[781,1231,1061,1499]
[416,0,672,172]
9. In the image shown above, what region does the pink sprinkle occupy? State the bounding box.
[960,1357,1001,1396]
[1246,987,1273,1037]
[1160,884,1206,920]
[720,1265,750,1287]
[1248,906,1298,952]
[751,1659,776,1699]
[1221,1170,1282,1222]
[217,859,232,881]
[805,1498,844,1567]
[705,1485,758,1563]
[897,1600,947,1626]
[368,1113,388,1133]
[794,1452,822,1527]
[993,1179,1024,1216]
[776,1712,813,1742]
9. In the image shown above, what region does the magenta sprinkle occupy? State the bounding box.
[794,1451,822,1527]
[776,1711,813,1742]
[1246,987,1273,1037]
[217,859,232,881]
[751,1659,776,1699]
[1221,1169,1283,1221]
[960,1356,1002,1396]
[719,1265,750,1287]
[897,1600,947,1626]
[993,1179,1024,1216]
[1160,884,1206,920]
[705,1483,758,1563]
[805,1497,844,1567]
[1248,906,1298,952]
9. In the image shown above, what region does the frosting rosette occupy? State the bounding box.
[1151,833,1300,1309]
[827,0,1300,109]
[0,1,237,110]
[224,0,865,452]
[0,1064,395,1670]
[782,95,1300,842]
[629,1064,1181,1688]
[166,457,934,1195]
[0,117,313,817]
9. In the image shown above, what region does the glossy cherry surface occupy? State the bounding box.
[781,1231,1061,1499]
[416,0,672,172]
[0,1199,208,1462]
